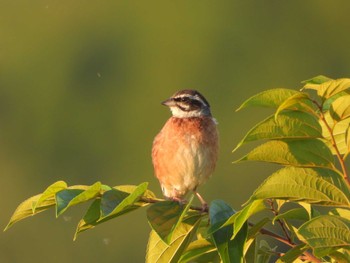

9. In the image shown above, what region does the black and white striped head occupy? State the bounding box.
[161,90,212,118]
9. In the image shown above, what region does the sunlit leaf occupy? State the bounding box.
[146,213,203,263]
[147,196,194,244]
[235,139,334,169]
[74,183,149,239]
[276,244,308,263]
[297,215,350,257]
[302,75,332,87]
[236,88,298,111]
[275,92,316,117]
[220,200,266,238]
[329,207,350,218]
[329,248,350,263]
[5,194,56,231]
[55,182,101,217]
[99,182,148,219]
[247,167,350,207]
[179,239,219,263]
[304,78,350,101]
[330,95,350,122]
[320,111,350,155]
[233,111,322,152]
[272,208,309,224]
[33,181,67,212]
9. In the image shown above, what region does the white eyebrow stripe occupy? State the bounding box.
[175,94,208,107]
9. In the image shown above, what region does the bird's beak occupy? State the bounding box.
[161,98,176,107]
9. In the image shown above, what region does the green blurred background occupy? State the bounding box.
[1,1,350,262]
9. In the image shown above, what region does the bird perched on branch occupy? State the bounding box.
[152,90,219,210]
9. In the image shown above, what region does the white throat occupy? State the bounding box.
[170,107,204,118]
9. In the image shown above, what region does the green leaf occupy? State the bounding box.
[255,240,276,263]
[330,208,350,218]
[146,213,203,263]
[236,88,299,111]
[320,111,350,155]
[276,244,308,263]
[74,199,101,240]
[297,215,350,257]
[235,139,334,169]
[244,218,270,256]
[99,182,148,219]
[208,200,236,235]
[301,75,333,86]
[233,111,322,151]
[247,167,350,207]
[147,196,194,244]
[209,200,246,263]
[179,239,219,263]
[330,95,350,122]
[329,248,350,263]
[32,181,67,212]
[5,193,56,231]
[221,200,266,238]
[74,182,148,239]
[272,208,309,224]
[304,78,350,101]
[275,93,316,117]
[55,182,101,217]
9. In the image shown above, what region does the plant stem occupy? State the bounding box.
[311,99,350,185]
[140,197,321,262]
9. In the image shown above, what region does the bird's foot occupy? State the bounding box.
[194,191,209,213]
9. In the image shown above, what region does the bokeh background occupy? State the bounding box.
[2,1,350,262]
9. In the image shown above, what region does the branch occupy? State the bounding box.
[311,99,350,185]
[140,197,321,263]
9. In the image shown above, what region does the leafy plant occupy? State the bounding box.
[4,76,350,262]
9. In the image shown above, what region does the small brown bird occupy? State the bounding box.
[152,90,219,210]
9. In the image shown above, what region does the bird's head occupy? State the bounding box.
[162,90,212,118]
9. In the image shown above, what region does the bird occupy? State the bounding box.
[152,89,219,210]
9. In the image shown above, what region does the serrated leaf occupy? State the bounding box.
[247,167,350,207]
[32,181,67,213]
[304,78,350,101]
[236,88,298,111]
[146,213,203,263]
[233,111,322,152]
[235,139,334,169]
[330,95,350,122]
[147,196,194,244]
[276,244,308,263]
[55,182,101,217]
[179,239,219,263]
[272,208,309,224]
[297,215,350,257]
[5,194,56,231]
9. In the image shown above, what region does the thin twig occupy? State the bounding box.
[266,199,292,244]
[140,197,321,262]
